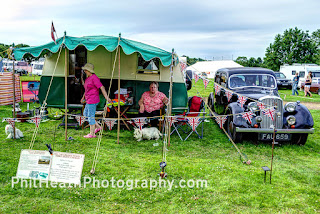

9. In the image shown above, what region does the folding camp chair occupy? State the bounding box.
[170,96,206,141]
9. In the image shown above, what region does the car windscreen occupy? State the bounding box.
[228,74,276,89]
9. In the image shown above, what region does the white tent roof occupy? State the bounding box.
[187,60,243,78]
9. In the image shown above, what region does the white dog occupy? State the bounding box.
[134,127,162,141]
[5,124,24,139]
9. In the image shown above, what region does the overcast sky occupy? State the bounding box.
[1,0,319,60]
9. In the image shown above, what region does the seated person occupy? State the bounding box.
[138,81,169,127]
[245,76,256,86]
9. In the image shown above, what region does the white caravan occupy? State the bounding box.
[279,63,320,88]
[31,61,44,75]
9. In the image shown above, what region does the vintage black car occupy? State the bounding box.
[207,67,314,145]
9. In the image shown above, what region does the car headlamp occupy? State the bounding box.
[256,116,263,123]
[286,115,296,125]
[285,102,296,112]
[248,102,259,112]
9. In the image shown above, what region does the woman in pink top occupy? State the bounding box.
[138,81,169,127]
[80,63,111,138]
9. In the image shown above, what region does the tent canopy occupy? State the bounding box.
[13,35,174,66]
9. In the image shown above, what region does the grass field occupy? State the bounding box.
[0,80,319,213]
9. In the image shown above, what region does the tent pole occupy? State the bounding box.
[117,45,121,144]
[167,49,174,147]
[13,58,16,139]
[65,47,68,141]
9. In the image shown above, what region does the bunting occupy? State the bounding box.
[237,95,247,108]
[103,118,117,130]
[194,73,200,83]
[215,116,227,129]
[242,111,254,124]
[203,78,210,89]
[31,116,42,127]
[179,61,187,73]
[133,117,147,130]
[4,118,16,127]
[257,102,266,110]
[187,117,201,131]
[214,83,221,95]
[75,115,86,126]
[166,116,177,127]
[262,108,276,121]
[225,89,233,102]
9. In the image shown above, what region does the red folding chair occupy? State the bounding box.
[170,96,206,140]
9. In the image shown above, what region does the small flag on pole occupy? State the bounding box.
[51,22,56,44]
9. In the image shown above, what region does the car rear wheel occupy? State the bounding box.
[226,114,243,143]
[292,134,308,145]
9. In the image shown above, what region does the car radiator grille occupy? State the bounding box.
[259,96,283,129]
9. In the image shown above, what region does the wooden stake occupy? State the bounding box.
[65,47,68,141]
[13,59,16,139]
[167,49,174,147]
[270,111,277,184]
[117,46,121,144]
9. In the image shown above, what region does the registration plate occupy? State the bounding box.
[258,133,291,141]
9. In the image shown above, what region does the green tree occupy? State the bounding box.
[312,29,320,65]
[235,56,248,67]
[182,55,205,66]
[264,27,317,71]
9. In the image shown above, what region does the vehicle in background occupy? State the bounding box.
[274,72,292,89]
[207,67,314,145]
[185,70,193,90]
[31,61,44,75]
[15,61,30,75]
[279,64,320,88]
[300,77,320,95]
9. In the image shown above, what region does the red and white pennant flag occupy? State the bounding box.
[203,78,210,89]
[75,115,86,126]
[194,73,200,83]
[214,83,221,95]
[237,95,247,108]
[4,118,16,127]
[257,102,266,110]
[133,117,147,130]
[187,117,201,131]
[103,118,117,130]
[215,116,227,129]
[51,22,56,44]
[262,108,276,121]
[166,116,177,127]
[242,112,254,124]
[180,61,187,73]
[225,89,233,102]
[31,116,42,127]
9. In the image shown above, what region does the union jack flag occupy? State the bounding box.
[103,118,117,130]
[187,117,201,131]
[242,111,254,124]
[133,117,147,130]
[75,115,86,126]
[166,116,177,127]
[31,116,42,128]
[194,74,200,83]
[5,118,16,127]
[215,116,227,129]
[203,79,210,89]
[225,89,233,102]
[257,102,266,110]
[237,95,247,108]
[214,83,221,95]
[262,108,276,121]
[180,61,187,73]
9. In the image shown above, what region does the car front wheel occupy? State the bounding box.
[292,134,308,145]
